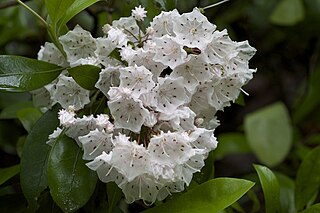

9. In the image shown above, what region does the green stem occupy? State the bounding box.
[16,0,47,26]
[202,0,230,10]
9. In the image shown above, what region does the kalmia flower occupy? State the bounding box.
[38,5,256,204]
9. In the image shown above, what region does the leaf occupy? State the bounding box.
[107,182,123,213]
[67,65,101,90]
[0,92,31,109]
[20,104,60,211]
[244,102,293,167]
[0,165,20,186]
[16,108,42,133]
[293,64,320,123]
[270,0,305,26]
[48,134,97,213]
[58,0,101,28]
[44,0,76,25]
[295,145,320,211]
[300,203,320,213]
[165,0,177,11]
[143,178,254,213]
[0,55,64,92]
[275,172,296,213]
[254,164,281,213]
[214,133,251,160]
[0,101,33,119]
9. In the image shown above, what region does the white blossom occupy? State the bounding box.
[131,5,147,21]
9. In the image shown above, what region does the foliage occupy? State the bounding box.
[0,0,319,212]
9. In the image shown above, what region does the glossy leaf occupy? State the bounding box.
[0,164,20,186]
[295,146,320,211]
[244,102,293,167]
[275,172,295,213]
[59,0,101,28]
[215,133,251,160]
[20,105,60,211]
[143,178,254,213]
[254,164,281,213]
[16,108,42,133]
[44,0,75,25]
[0,55,64,92]
[0,101,33,119]
[67,65,100,90]
[300,203,320,213]
[270,0,305,26]
[48,134,97,213]
[107,182,123,213]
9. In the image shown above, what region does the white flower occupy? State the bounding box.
[65,115,97,145]
[123,47,166,81]
[86,151,127,186]
[49,75,90,110]
[110,134,151,182]
[78,129,113,160]
[189,128,218,152]
[153,77,189,113]
[171,55,214,92]
[119,65,155,98]
[159,106,196,131]
[95,114,114,132]
[38,42,68,67]
[131,5,147,21]
[148,131,194,166]
[150,9,180,37]
[108,88,150,133]
[58,108,76,127]
[153,35,187,69]
[107,27,129,48]
[172,8,216,50]
[59,25,97,63]
[47,127,62,146]
[112,17,140,43]
[121,174,162,204]
[95,66,121,97]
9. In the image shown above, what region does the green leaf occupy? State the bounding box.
[165,0,177,11]
[17,108,42,133]
[295,146,320,211]
[44,0,76,25]
[0,55,64,92]
[300,203,320,213]
[67,65,101,90]
[59,0,101,28]
[0,165,20,186]
[254,164,281,213]
[270,0,305,26]
[48,134,97,213]
[293,64,320,123]
[0,101,33,119]
[143,178,254,213]
[20,105,60,211]
[214,133,251,160]
[244,102,293,167]
[107,182,123,213]
[275,172,296,213]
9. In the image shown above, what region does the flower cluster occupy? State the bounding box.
[35,6,256,204]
